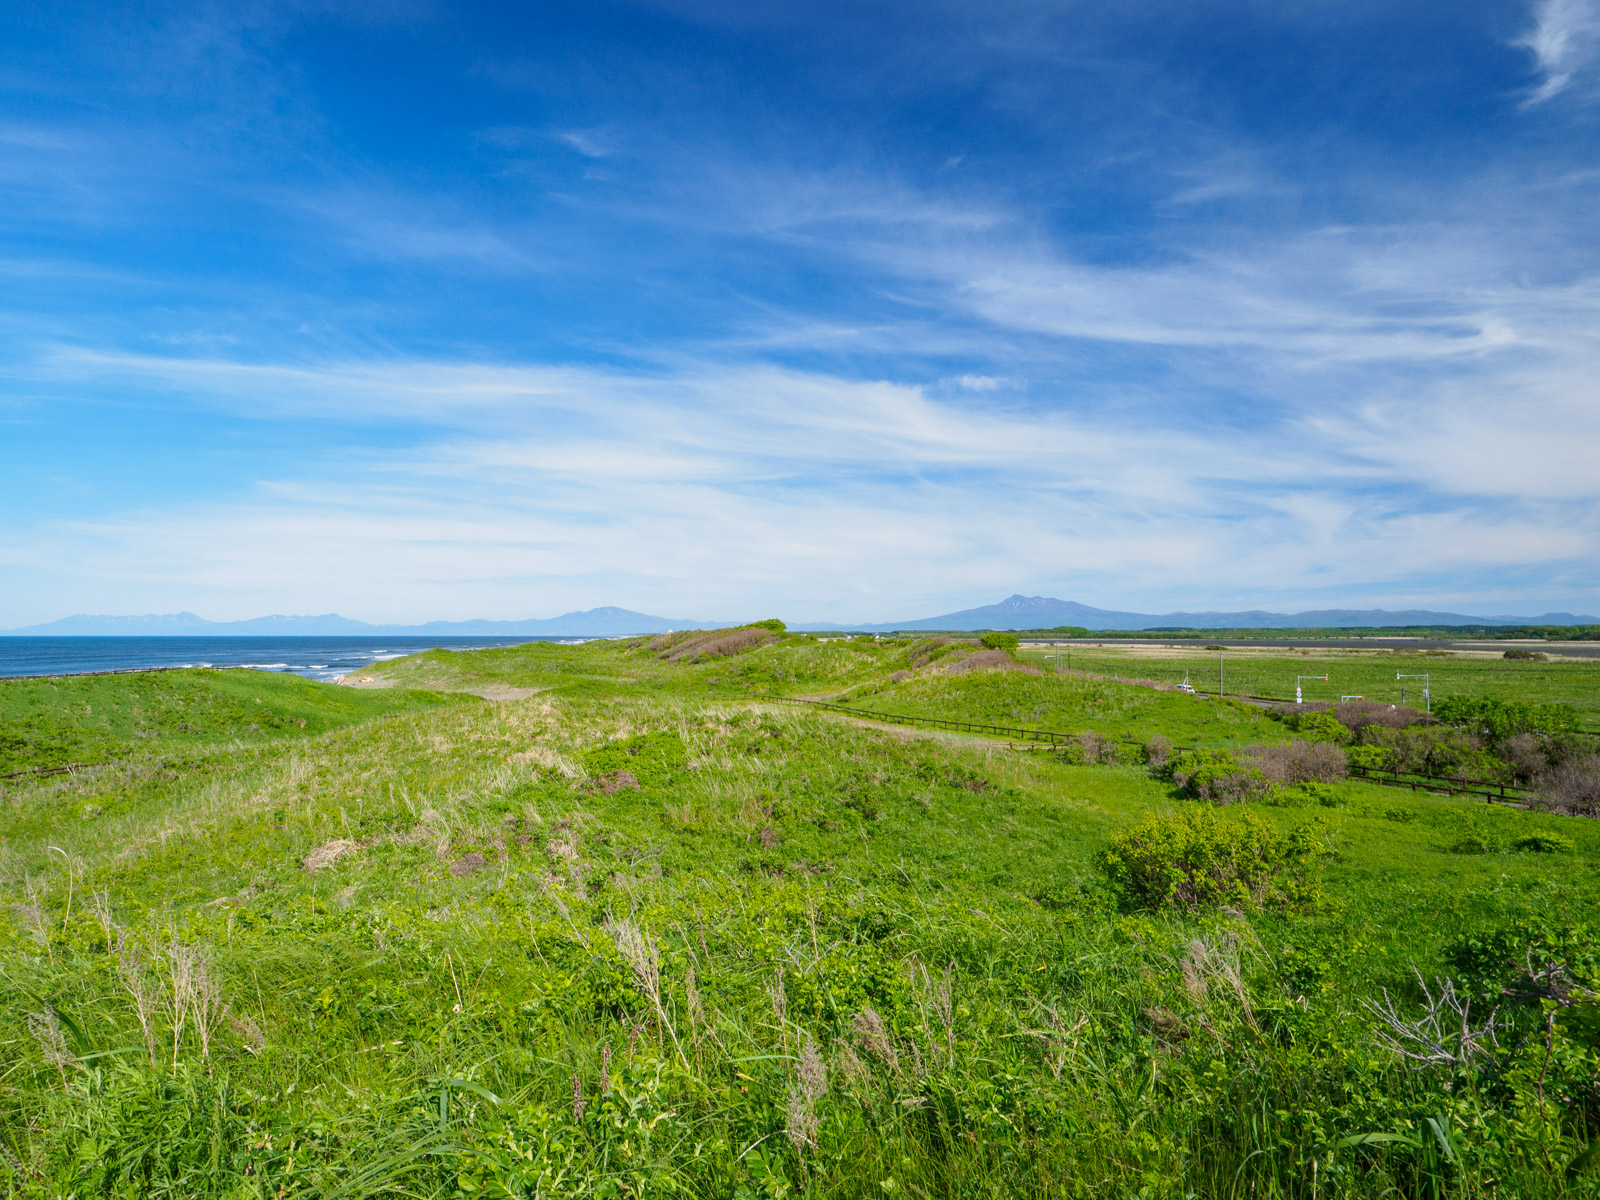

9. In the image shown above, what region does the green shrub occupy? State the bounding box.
[1503,648,1546,660]
[1512,831,1574,853]
[978,632,1020,653]
[1448,828,1572,855]
[748,618,786,632]
[1267,781,1346,808]
[1447,919,1600,1004]
[1293,712,1350,743]
[1098,808,1325,910]
[1434,695,1579,740]
[1345,744,1394,772]
[581,730,687,788]
[1163,748,1268,804]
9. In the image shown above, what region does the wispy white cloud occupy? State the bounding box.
[557,129,615,158]
[1518,0,1600,102]
[5,349,1597,623]
[5,2,1599,625]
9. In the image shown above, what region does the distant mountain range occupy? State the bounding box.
[3,595,1596,638]
[803,594,1600,632]
[0,607,722,638]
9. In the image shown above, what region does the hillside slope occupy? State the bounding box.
[2,637,1598,1196]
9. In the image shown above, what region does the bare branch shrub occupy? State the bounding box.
[1532,753,1600,818]
[1075,732,1109,764]
[1246,740,1347,785]
[595,771,641,795]
[1361,970,1501,1066]
[1145,735,1171,770]
[908,637,955,670]
[1499,733,1551,785]
[1333,701,1427,731]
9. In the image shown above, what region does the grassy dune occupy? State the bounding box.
[365,634,901,701]
[2,640,1598,1197]
[0,668,460,774]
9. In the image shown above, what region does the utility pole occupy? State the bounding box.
[1397,673,1430,713]
[1219,649,1224,699]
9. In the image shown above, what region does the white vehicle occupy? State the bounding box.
[1176,671,1197,695]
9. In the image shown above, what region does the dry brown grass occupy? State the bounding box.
[935,649,1042,677]
[908,637,955,670]
[594,770,642,795]
[646,627,777,663]
[302,838,359,873]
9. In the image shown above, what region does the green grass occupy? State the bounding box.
[834,668,1292,748]
[3,639,1599,1197]
[0,668,463,773]
[1025,644,1600,722]
[366,633,904,700]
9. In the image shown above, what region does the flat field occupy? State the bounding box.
[1,635,1598,1197]
[839,664,1308,748]
[1022,643,1600,721]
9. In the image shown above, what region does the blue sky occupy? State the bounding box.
[2,0,1598,625]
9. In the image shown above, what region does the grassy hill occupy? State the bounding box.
[0,668,462,774]
[2,634,1599,1197]
[364,631,913,702]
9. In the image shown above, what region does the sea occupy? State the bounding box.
[0,636,564,682]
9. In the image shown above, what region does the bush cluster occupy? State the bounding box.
[1435,695,1580,740]
[1291,712,1350,743]
[1098,808,1325,910]
[1163,749,1269,804]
